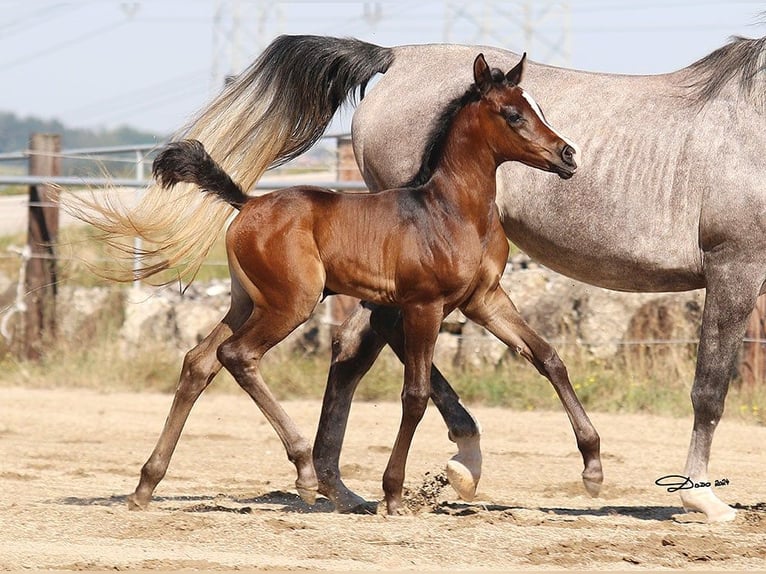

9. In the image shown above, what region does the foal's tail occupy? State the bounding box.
[153,140,247,210]
[64,35,394,284]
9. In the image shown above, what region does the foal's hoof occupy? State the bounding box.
[582,477,602,497]
[296,484,318,505]
[126,493,149,511]
[582,472,603,497]
[445,435,482,501]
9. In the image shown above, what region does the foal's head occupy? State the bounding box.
[473,53,578,179]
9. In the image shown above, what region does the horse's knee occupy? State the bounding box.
[401,385,430,420]
[331,321,366,363]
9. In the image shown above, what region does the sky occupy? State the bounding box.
[1,0,764,138]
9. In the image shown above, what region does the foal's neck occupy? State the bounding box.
[426,103,501,220]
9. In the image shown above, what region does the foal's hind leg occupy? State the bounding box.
[127,288,251,510]
[217,303,320,504]
[462,286,603,497]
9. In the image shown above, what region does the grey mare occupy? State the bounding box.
[312,35,766,522]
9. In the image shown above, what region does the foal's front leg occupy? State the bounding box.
[369,305,482,501]
[383,303,443,515]
[314,302,483,511]
[461,287,603,496]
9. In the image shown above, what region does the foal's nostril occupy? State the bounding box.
[561,144,576,167]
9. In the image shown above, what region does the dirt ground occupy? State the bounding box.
[1,386,765,571]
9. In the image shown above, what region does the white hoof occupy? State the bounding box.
[445,434,481,502]
[680,487,736,522]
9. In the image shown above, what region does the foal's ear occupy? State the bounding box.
[505,52,527,86]
[473,53,493,93]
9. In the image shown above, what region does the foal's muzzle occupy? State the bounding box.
[562,144,577,167]
[556,143,578,179]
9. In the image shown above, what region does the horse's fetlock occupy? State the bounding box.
[287,437,313,466]
[140,459,166,485]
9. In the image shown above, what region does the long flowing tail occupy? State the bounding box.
[153,140,247,210]
[63,35,394,284]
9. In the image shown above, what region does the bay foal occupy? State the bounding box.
[128,54,598,514]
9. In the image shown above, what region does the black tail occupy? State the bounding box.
[152,140,248,210]
[212,34,395,170]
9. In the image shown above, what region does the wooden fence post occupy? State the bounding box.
[21,133,60,360]
[742,294,766,386]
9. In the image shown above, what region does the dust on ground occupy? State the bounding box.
[1,386,765,571]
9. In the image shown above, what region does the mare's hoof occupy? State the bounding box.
[343,500,378,515]
[445,434,482,501]
[445,459,478,501]
[681,487,737,523]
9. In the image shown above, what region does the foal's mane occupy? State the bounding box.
[685,35,766,112]
[404,69,507,188]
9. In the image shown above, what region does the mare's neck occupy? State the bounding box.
[426,103,501,222]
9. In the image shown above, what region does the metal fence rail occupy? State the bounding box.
[0,135,368,191]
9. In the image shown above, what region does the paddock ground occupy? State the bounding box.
[1,386,765,571]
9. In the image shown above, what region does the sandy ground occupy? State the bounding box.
[1,386,765,571]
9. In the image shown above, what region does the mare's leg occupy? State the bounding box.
[217,302,320,503]
[314,305,385,512]
[679,259,762,522]
[461,286,603,496]
[127,281,251,510]
[369,305,482,501]
[383,303,443,515]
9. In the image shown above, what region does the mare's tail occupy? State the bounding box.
[64,35,394,284]
[153,140,247,210]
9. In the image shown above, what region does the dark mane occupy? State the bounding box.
[404,84,482,188]
[684,35,766,112]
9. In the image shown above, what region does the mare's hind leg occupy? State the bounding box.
[461,286,603,496]
[679,259,761,522]
[217,303,320,504]
[127,284,251,510]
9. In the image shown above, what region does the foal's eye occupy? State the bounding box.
[503,108,523,125]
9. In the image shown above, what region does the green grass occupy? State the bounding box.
[2,318,765,428]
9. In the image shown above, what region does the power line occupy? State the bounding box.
[59,69,208,127]
[0,19,128,72]
[0,2,93,37]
